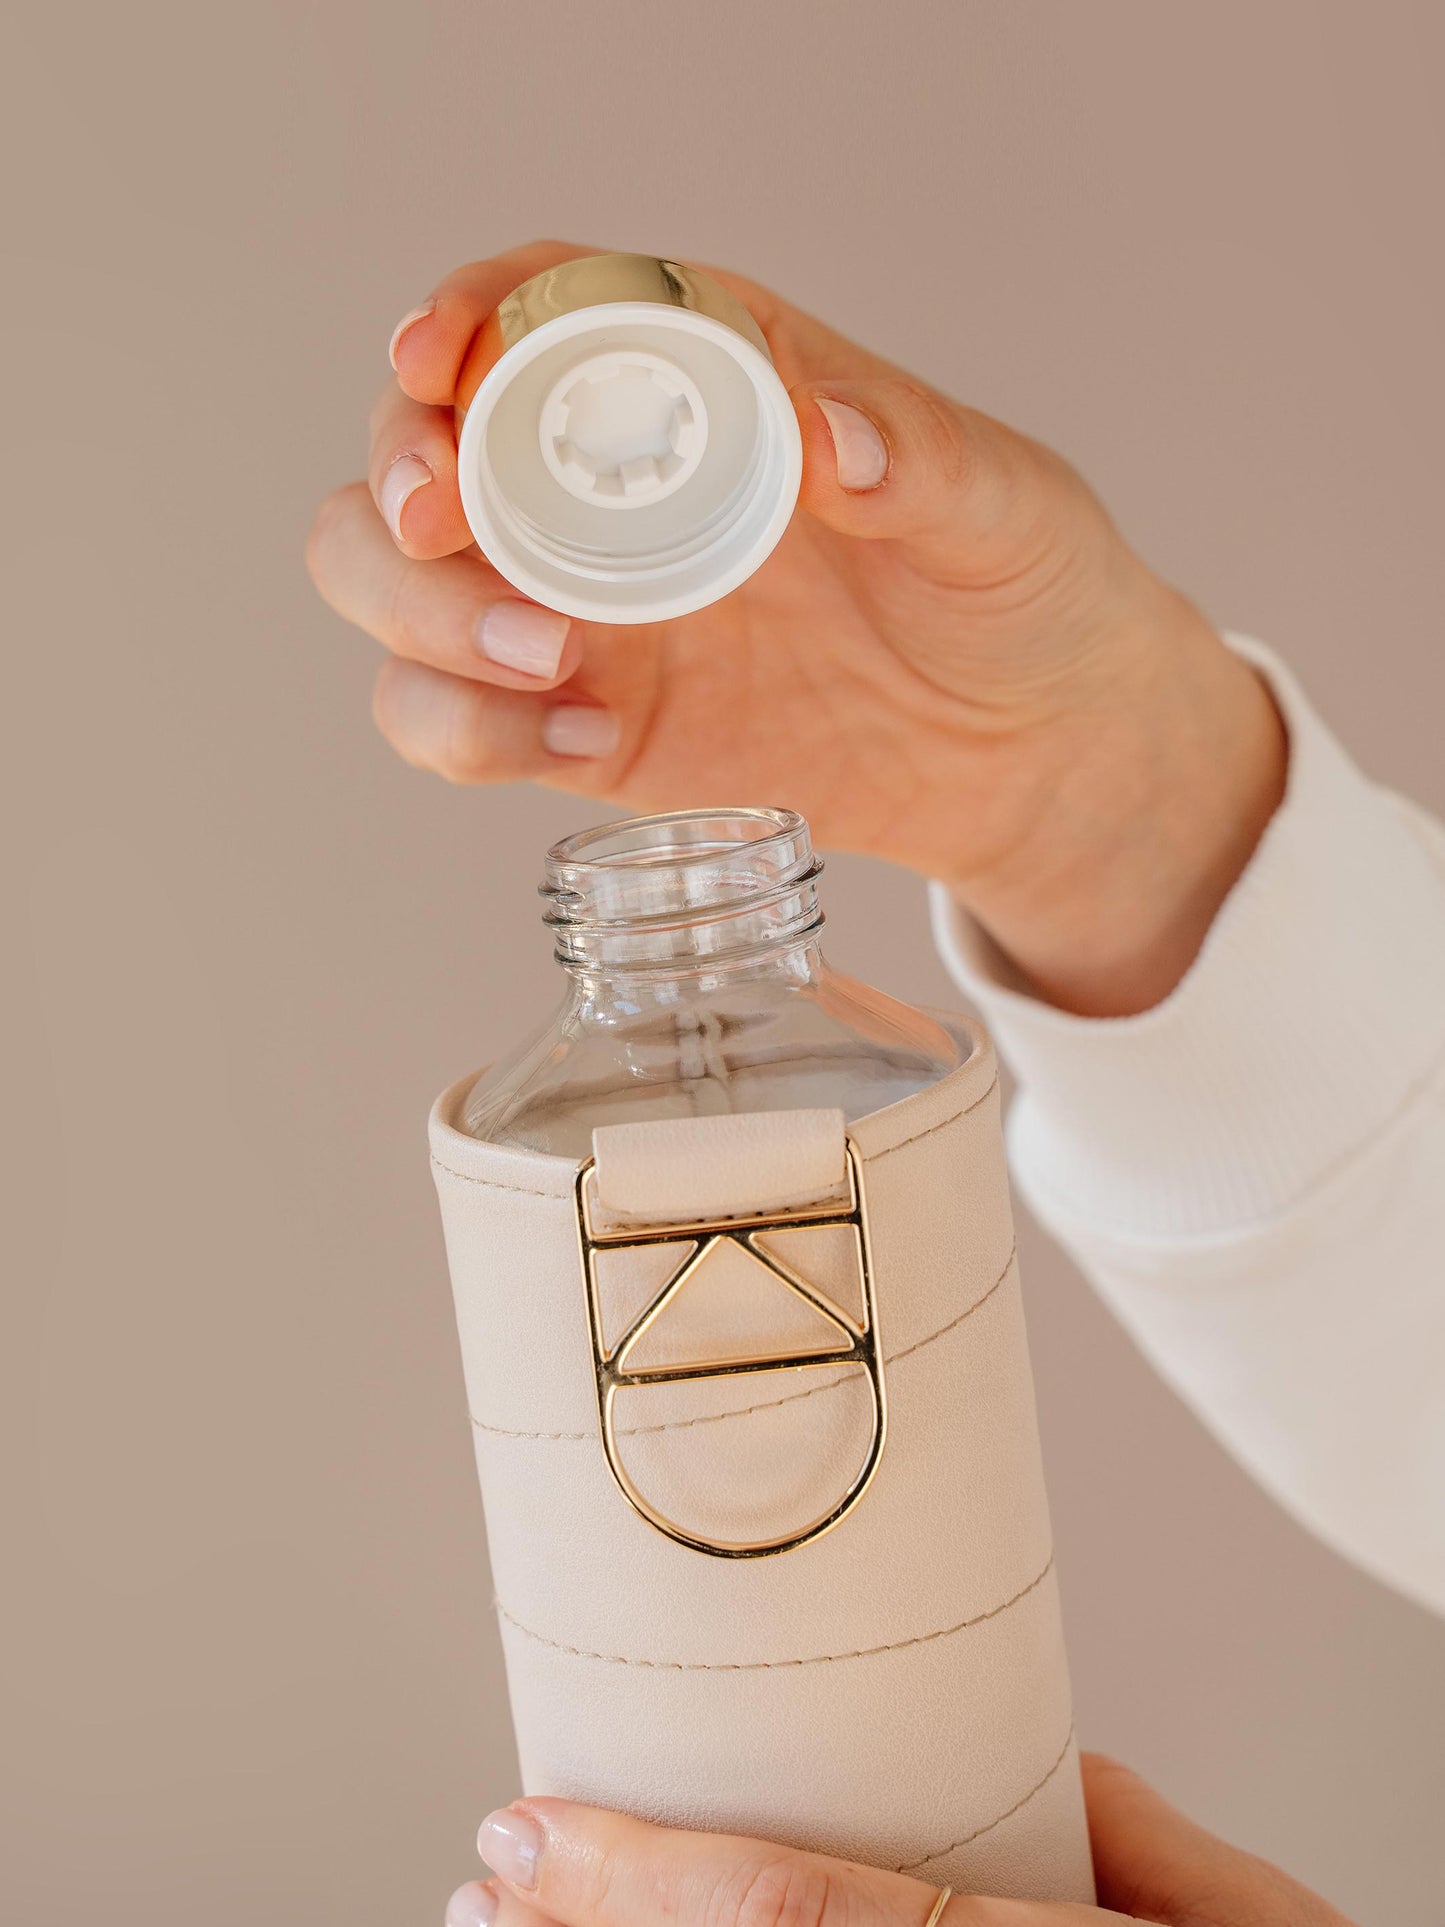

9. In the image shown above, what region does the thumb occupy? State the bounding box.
[793,375,1041,562]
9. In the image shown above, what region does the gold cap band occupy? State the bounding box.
[496,253,771,360]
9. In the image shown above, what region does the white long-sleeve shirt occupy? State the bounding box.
[930,637,1445,1619]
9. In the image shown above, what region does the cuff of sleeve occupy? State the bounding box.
[930,634,1445,1242]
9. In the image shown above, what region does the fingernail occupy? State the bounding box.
[444,1880,497,1927]
[542,705,621,760]
[380,454,433,541]
[480,600,570,679]
[815,396,889,491]
[389,298,437,369]
[477,1808,544,1890]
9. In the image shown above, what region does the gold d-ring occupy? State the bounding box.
[574,1138,887,1559]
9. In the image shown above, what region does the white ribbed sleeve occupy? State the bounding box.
[929,636,1445,1617]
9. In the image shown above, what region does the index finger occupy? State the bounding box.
[390,239,599,407]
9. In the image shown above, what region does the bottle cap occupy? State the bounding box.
[456,255,802,624]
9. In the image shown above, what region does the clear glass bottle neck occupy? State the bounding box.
[463,805,964,1150]
[541,807,825,986]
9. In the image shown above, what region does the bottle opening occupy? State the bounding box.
[542,807,824,972]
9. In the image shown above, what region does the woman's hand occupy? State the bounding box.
[443,1753,1352,1927]
[307,241,1285,1016]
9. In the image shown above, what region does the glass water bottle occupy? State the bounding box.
[430,799,1093,1903]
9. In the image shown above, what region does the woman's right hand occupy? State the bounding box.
[307,240,1285,1016]
[446,1750,1354,1927]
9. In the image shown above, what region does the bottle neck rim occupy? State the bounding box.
[541,807,825,977]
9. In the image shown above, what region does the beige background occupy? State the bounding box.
[4,4,1443,1922]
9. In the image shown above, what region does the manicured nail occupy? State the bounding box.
[542,705,621,760]
[480,599,570,679]
[477,1808,544,1890]
[815,396,889,491]
[380,454,433,541]
[444,1880,497,1927]
[389,298,437,370]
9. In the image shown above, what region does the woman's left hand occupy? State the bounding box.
[444,1751,1353,1927]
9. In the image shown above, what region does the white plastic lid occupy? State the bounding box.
[457,298,802,624]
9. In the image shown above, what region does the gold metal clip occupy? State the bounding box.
[574,1139,886,1558]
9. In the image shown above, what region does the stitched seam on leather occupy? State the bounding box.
[494,1550,1053,1670]
[470,1240,1018,1441]
[867,1072,998,1159]
[473,1417,594,1440]
[429,1071,998,1199]
[429,1159,567,1198]
[427,1160,849,1217]
[895,1721,1076,1872]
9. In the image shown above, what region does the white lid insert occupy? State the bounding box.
[457,288,802,625]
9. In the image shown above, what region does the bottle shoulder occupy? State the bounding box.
[464,964,964,1157]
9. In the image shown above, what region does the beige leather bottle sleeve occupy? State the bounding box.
[428,1022,1094,1904]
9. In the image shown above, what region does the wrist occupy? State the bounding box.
[944,592,1288,1017]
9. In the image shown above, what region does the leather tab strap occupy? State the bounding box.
[591,1107,847,1225]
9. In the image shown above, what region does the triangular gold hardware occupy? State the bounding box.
[616,1232,853,1374]
[747,1223,866,1334]
[592,1240,697,1359]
